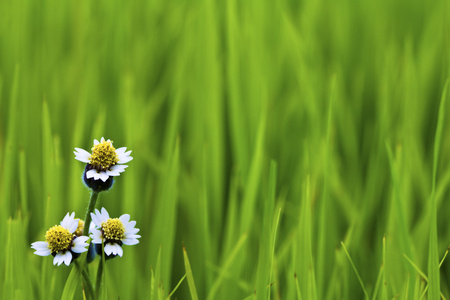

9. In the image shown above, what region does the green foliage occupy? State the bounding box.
[1,0,450,299]
[183,245,198,300]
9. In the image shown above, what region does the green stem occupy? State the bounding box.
[81,265,96,300]
[75,260,96,300]
[83,191,99,237]
[95,258,104,299]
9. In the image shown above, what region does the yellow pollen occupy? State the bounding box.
[102,218,125,241]
[75,220,84,237]
[45,225,73,253]
[89,140,119,171]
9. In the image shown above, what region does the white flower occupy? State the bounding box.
[31,212,89,266]
[74,137,133,182]
[90,207,140,257]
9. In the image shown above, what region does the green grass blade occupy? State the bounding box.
[239,101,267,234]
[207,233,248,300]
[341,241,369,300]
[381,236,387,300]
[0,65,19,219]
[3,218,32,299]
[428,79,448,299]
[403,254,428,281]
[370,263,384,300]
[61,265,82,300]
[183,245,199,300]
[268,207,282,300]
[295,273,303,300]
[439,246,449,268]
[255,160,277,299]
[19,149,28,214]
[166,274,186,299]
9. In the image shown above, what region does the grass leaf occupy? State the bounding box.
[183,245,199,300]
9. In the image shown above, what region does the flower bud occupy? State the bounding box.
[83,164,114,192]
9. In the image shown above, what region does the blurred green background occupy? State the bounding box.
[1,0,450,299]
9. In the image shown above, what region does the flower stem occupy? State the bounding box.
[83,191,99,236]
[95,258,104,299]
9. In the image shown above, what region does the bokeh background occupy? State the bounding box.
[1,0,450,299]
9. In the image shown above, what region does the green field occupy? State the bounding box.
[1,0,450,299]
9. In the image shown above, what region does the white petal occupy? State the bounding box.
[90,213,99,228]
[90,212,100,227]
[125,221,136,230]
[89,221,98,231]
[94,139,100,145]
[106,170,121,177]
[111,244,119,255]
[71,245,88,254]
[75,236,89,243]
[53,254,63,266]
[119,214,130,224]
[35,249,52,256]
[93,172,103,180]
[119,157,133,164]
[128,233,141,239]
[105,243,123,256]
[31,241,49,249]
[90,228,103,244]
[99,172,109,182]
[62,251,73,266]
[115,147,127,155]
[61,213,78,233]
[60,212,72,227]
[74,148,91,163]
[86,169,98,179]
[91,208,109,228]
[116,245,123,257]
[104,243,114,255]
[74,156,90,163]
[68,221,78,234]
[110,165,127,174]
[126,228,140,235]
[91,210,106,228]
[122,238,140,246]
[100,137,105,143]
[72,237,89,253]
[31,241,52,256]
[54,251,72,266]
[100,207,110,220]
[34,247,52,255]
[118,152,133,164]
[104,243,123,257]
[92,208,108,226]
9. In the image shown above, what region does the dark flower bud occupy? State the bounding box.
[83,164,114,192]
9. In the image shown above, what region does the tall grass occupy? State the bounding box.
[1,0,450,299]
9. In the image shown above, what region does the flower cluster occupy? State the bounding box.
[90,208,141,258]
[32,138,140,268]
[31,213,89,266]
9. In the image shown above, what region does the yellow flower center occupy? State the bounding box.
[75,220,84,237]
[102,218,125,241]
[89,140,119,171]
[45,225,73,253]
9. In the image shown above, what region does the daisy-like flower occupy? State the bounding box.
[90,207,140,259]
[74,137,132,191]
[31,213,89,266]
[74,137,132,182]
